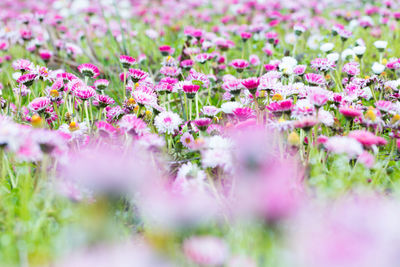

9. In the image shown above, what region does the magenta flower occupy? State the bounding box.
[74,85,96,100]
[77,63,100,79]
[17,73,37,87]
[339,106,363,119]
[304,73,326,86]
[233,107,253,121]
[93,79,109,91]
[12,59,34,72]
[128,68,148,83]
[182,84,200,98]
[230,59,249,72]
[343,62,360,76]
[348,130,387,147]
[29,97,51,113]
[118,114,149,136]
[193,118,212,131]
[241,77,260,94]
[119,55,136,69]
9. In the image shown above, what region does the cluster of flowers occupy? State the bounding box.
[1,0,400,266]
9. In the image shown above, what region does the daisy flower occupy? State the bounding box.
[77,63,100,79]
[118,114,149,136]
[154,111,183,134]
[119,55,136,69]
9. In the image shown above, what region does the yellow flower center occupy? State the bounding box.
[365,109,376,121]
[128,98,136,105]
[288,131,300,146]
[272,93,283,101]
[50,89,59,97]
[69,121,79,131]
[392,114,400,124]
[31,114,43,128]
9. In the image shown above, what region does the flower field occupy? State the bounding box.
[1,0,400,266]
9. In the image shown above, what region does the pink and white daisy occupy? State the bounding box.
[154,111,183,134]
[12,59,34,72]
[119,55,136,69]
[304,73,326,86]
[230,59,249,72]
[118,114,149,136]
[183,236,229,266]
[77,64,100,79]
[93,79,109,91]
[17,73,37,87]
[74,85,96,100]
[128,69,148,83]
[29,97,51,113]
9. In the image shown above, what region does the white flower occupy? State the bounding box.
[201,136,233,172]
[279,56,297,75]
[221,101,242,114]
[318,110,334,127]
[327,52,340,62]
[307,34,322,50]
[174,162,207,194]
[341,48,355,61]
[372,62,385,75]
[353,46,366,56]
[154,111,182,134]
[284,33,297,45]
[12,72,21,80]
[374,40,388,50]
[324,136,363,158]
[320,43,334,53]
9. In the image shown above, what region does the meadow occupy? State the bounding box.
[0,0,400,266]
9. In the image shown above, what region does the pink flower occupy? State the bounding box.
[375,100,394,113]
[39,49,52,62]
[241,77,260,93]
[128,69,148,83]
[182,84,200,98]
[294,117,318,131]
[17,73,37,87]
[357,151,375,168]
[309,91,329,107]
[233,107,253,121]
[293,65,307,75]
[240,31,252,40]
[119,55,136,69]
[74,85,96,100]
[249,54,260,66]
[159,45,173,56]
[339,106,363,118]
[96,121,118,138]
[77,63,100,79]
[230,59,249,72]
[118,114,149,136]
[132,84,157,106]
[180,132,195,149]
[310,58,336,72]
[183,236,229,266]
[304,73,326,86]
[193,118,212,131]
[160,66,181,77]
[267,99,293,114]
[93,79,109,91]
[181,59,194,70]
[348,130,387,147]
[29,97,51,112]
[95,95,115,107]
[343,62,360,76]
